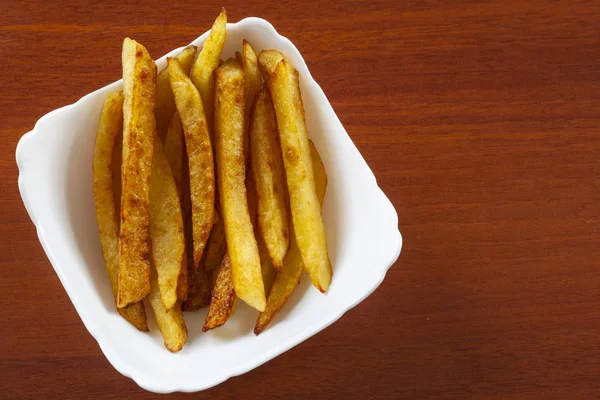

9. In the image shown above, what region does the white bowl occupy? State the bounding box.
[15,17,402,393]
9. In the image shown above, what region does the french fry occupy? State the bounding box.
[156,46,197,142]
[203,253,237,331]
[247,169,276,292]
[267,59,332,292]
[149,137,185,310]
[163,112,188,301]
[118,38,156,307]
[202,209,227,271]
[258,50,284,82]
[93,91,148,331]
[190,9,227,132]
[148,265,187,352]
[242,40,262,165]
[169,58,215,270]
[215,59,266,312]
[249,86,289,270]
[243,41,262,116]
[255,140,327,334]
[164,113,211,308]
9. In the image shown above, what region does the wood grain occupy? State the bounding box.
[1,0,600,398]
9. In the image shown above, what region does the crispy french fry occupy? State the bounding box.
[93,91,148,331]
[215,59,266,312]
[190,9,227,131]
[250,86,289,269]
[169,58,215,270]
[163,112,190,301]
[149,138,185,310]
[258,50,284,82]
[156,46,197,142]
[242,40,262,167]
[163,112,185,198]
[243,41,262,118]
[203,209,227,271]
[203,253,237,331]
[267,59,332,292]
[118,38,156,307]
[255,140,327,334]
[149,265,187,352]
[247,169,276,292]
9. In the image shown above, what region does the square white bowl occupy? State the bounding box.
[15,17,402,393]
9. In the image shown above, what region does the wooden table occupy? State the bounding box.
[2,0,599,398]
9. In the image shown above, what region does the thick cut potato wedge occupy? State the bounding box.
[169,58,215,270]
[250,86,289,270]
[255,140,327,334]
[93,91,148,331]
[118,38,156,308]
[258,50,285,82]
[149,137,185,310]
[203,253,237,331]
[163,113,189,301]
[156,46,197,142]
[267,59,332,292]
[215,59,266,312]
[149,266,187,352]
[190,9,227,132]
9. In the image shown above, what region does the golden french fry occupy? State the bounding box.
[148,265,187,352]
[203,253,237,331]
[242,40,262,167]
[149,138,185,310]
[169,58,215,270]
[118,38,156,307]
[267,59,332,292]
[190,9,227,131]
[203,209,227,271]
[243,41,262,117]
[257,50,284,82]
[156,46,197,142]
[93,91,148,331]
[163,112,189,301]
[247,169,276,292]
[250,86,289,269]
[255,140,327,334]
[215,59,266,312]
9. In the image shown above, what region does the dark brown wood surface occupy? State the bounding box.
[2,0,600,398]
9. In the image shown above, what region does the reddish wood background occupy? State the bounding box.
[2,0,600,398]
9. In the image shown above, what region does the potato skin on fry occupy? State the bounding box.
[203,253,237,331]
[255,140,327,334]
[215,58,266,312]
[267,59,332,293]
[118,38,156,308]
[156,46,197,142]
[93,91,148,331]
[149,138,185,311]
[250,86,289,270]
[190,9,227,132]
[169,58,215,271]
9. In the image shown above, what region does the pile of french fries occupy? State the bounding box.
[92,9,331,352]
